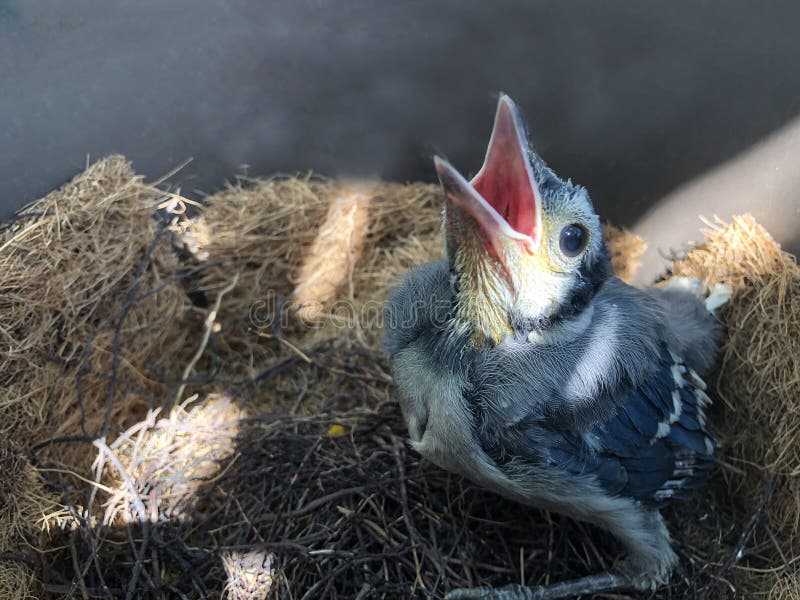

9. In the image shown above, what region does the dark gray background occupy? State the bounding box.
[2,1,799,280]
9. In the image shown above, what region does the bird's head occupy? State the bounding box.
[437,95,609,346]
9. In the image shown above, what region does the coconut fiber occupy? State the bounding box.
[0,157,797,598]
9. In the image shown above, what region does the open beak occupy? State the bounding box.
[436,95,542,265]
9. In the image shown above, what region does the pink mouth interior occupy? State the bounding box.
[470,111,538,241]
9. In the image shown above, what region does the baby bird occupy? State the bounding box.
[384,95,727,598]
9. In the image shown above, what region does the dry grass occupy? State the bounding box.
[193,175,443,356]
[1,158,798,598]
[0,156,201,597]
[222,549,275,600]
[95,394,243,526]
[669,215,800,596]
[602,223,647,283]
[0,156,194,460]
[0,446,63,600]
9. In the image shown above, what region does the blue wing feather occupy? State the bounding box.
[621,389,660,438]
[546,346,715,506]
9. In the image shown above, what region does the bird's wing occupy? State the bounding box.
[545,345,715,505]
[384,260,455,357]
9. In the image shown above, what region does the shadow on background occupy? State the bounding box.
[2,0,799,277]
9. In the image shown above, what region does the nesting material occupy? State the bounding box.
[0,564,39,600]
[4,158,798,598]
[0,156,197,598]
[0,445,62,599]
[193,174,331,330]
[292,182,371,323]
[602,223,647,283]
[670,216,800,531]
[769,572,800,600]
[0,445,61,546]
[669,215,800,595]
[96,394,243,526]
[0,155,192,463]
[222,550,275,600]
[195,176,442,360]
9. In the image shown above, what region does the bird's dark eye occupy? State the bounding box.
[559,224,588,257]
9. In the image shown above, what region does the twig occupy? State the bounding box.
[102,225,171,438]
[175,272,239,403]
[69,530,90,600]
[43,583,124,598]
[124,521,151,600]
[92,438,148,523]
[393,436,426,592]
[256,330,313,363]
[715,474,777,579]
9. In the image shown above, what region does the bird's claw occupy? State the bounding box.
[445,584,544,599]
[663,276,704,295]
[663,277,731,313]
[704,282,732,312]
[445,572,633,599]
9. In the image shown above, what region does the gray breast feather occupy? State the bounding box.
[383,264,723,583]
[384,261,722,508]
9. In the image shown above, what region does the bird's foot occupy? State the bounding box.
[704,282,732,312]
[445,571,634,599]
[663,276,732,313]
[663,275,704,296]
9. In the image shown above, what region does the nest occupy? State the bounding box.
[668,215,800,596]
[0,157,798,598]
[602,223,647,284]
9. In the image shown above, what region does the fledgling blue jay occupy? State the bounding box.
[384,95,728,599]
